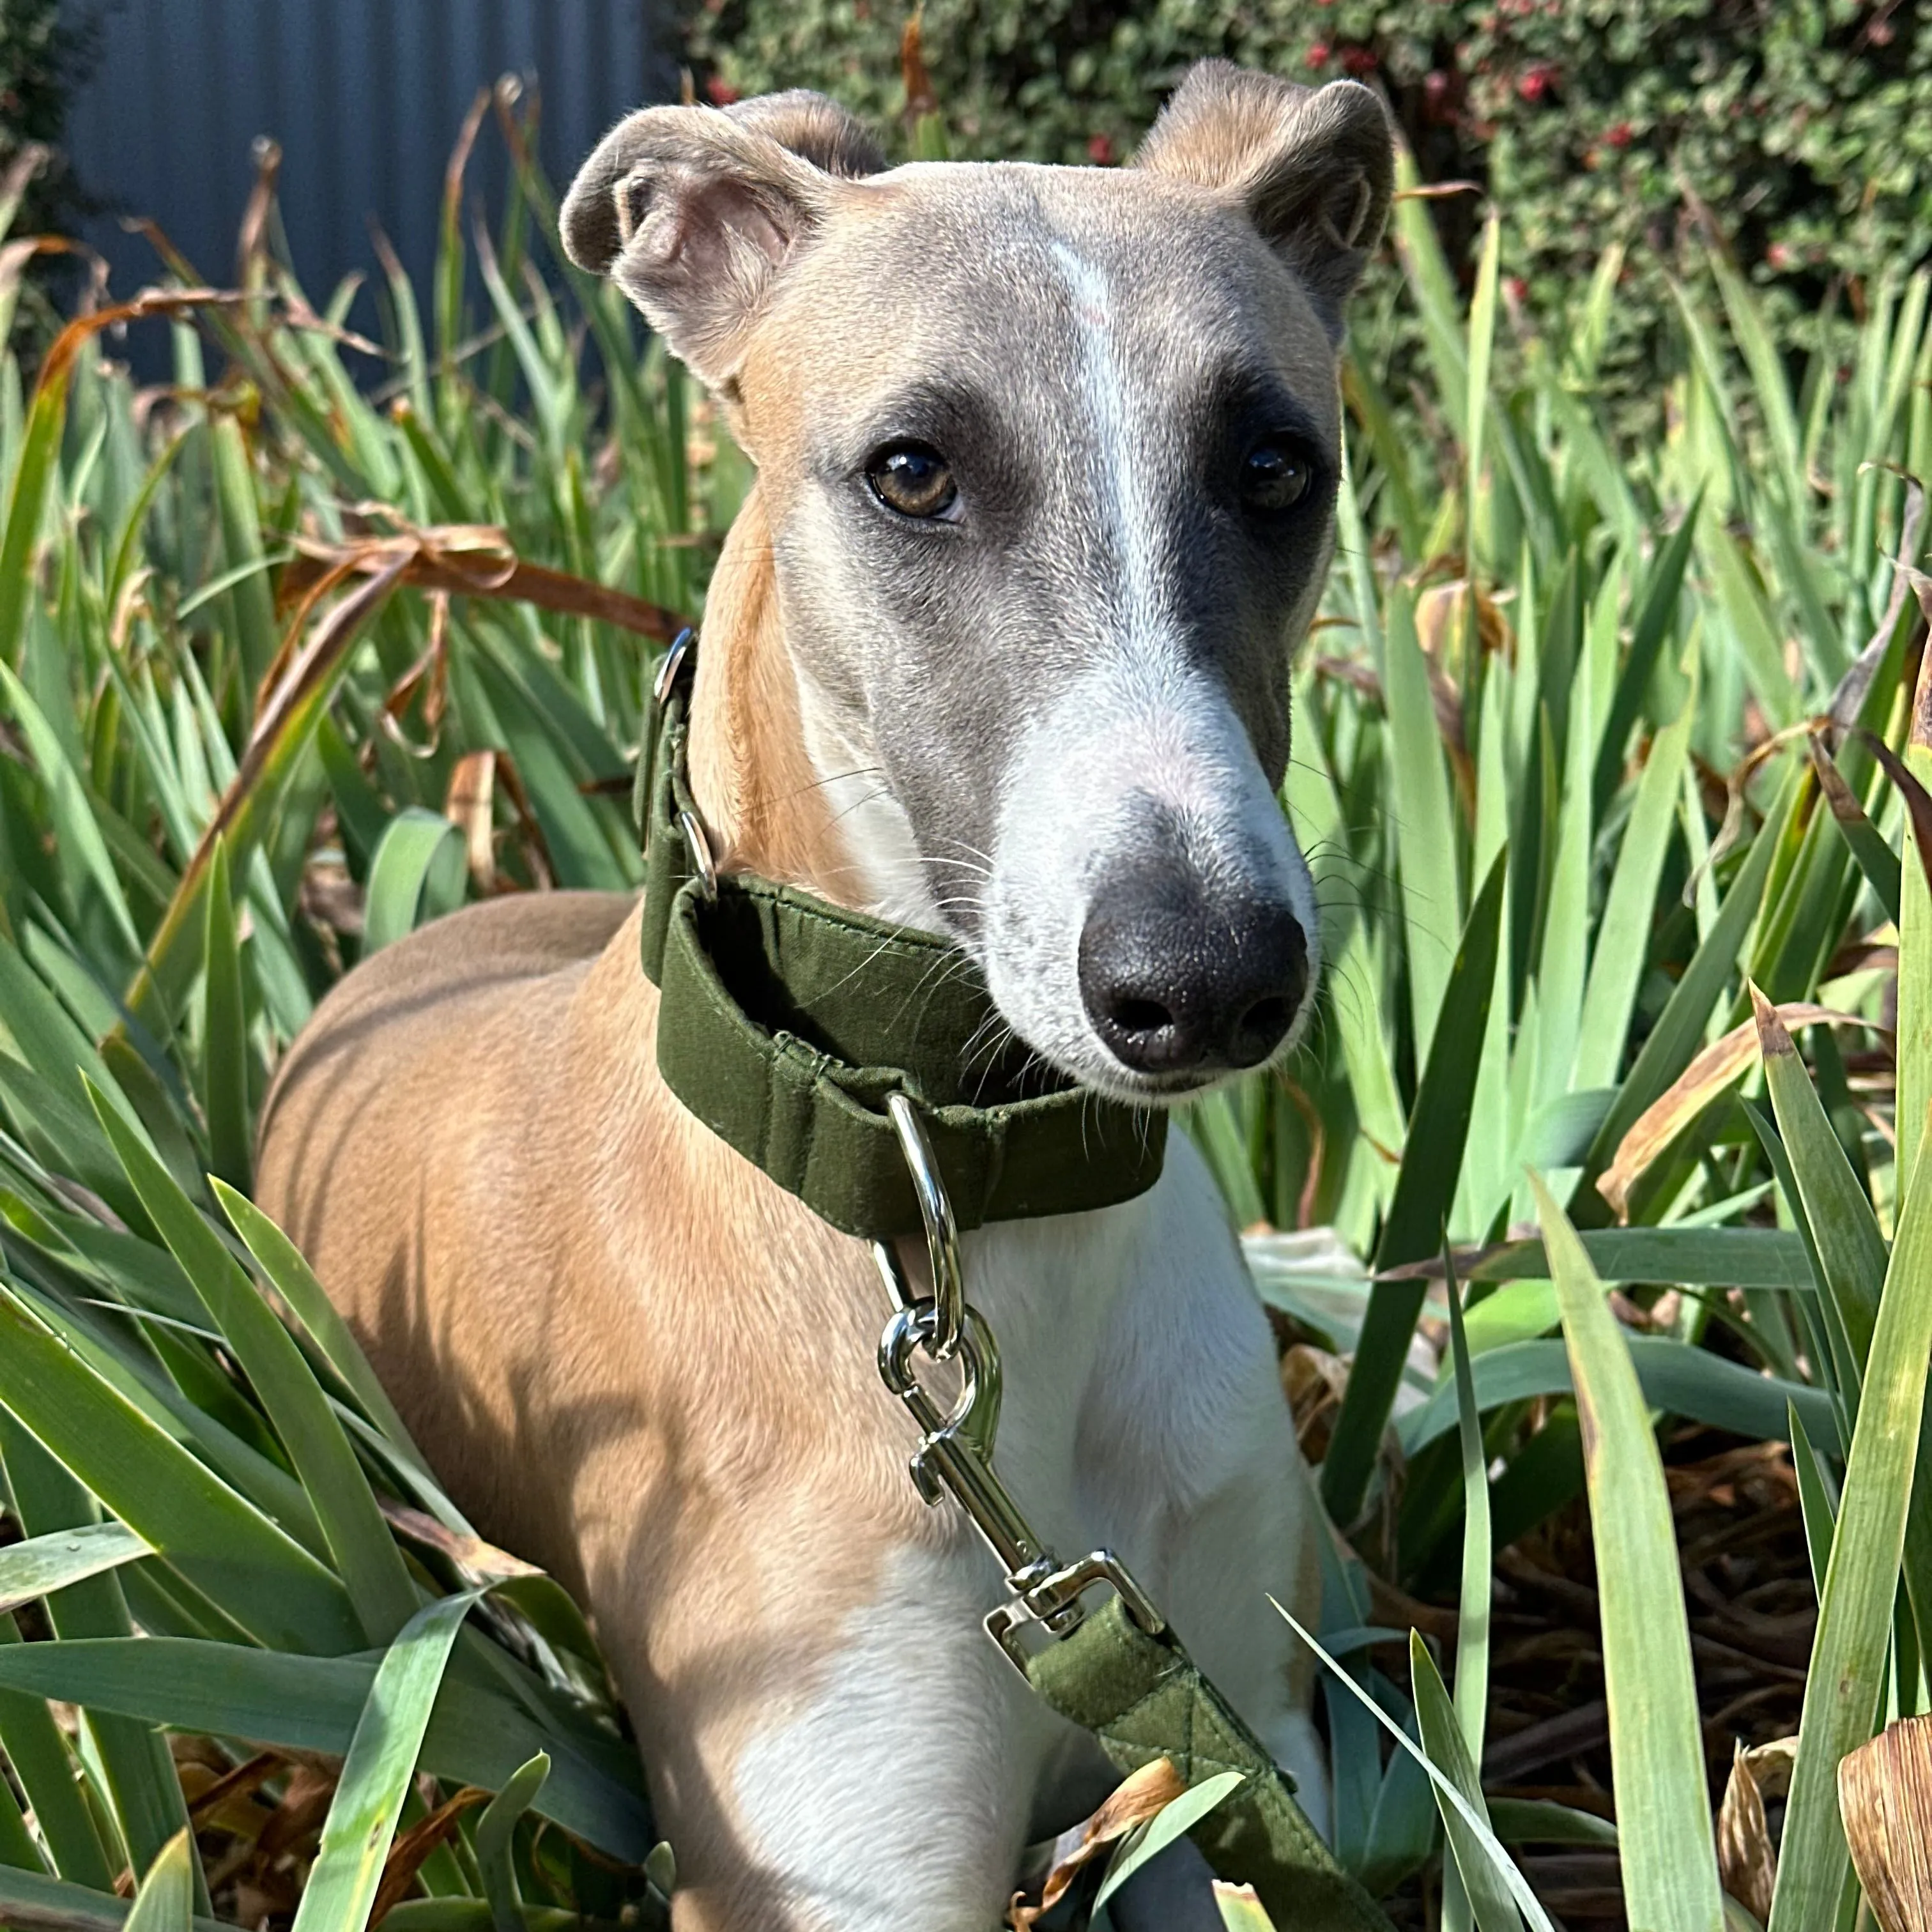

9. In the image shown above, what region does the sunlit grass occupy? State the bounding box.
[0,80,1928,1929]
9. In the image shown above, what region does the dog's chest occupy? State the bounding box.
[724,1140,1282,1925]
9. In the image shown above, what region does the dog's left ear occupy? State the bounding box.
[1135,61,1394,339]
[560,91,884,384]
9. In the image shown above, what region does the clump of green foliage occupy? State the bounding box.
[690,0,1932,428]
[0,62,1929,1932]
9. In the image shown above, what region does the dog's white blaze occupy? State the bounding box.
[731,1140,1327,1920]
[958,237,1328,1092]
[1049,238,1172,663]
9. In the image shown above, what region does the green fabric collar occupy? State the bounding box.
[636,636,1167,1243]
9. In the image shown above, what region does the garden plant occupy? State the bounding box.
[0,56,1928,1932]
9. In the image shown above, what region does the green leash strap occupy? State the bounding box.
[636,637,1166,1242]
[1029,1598,1392,1931]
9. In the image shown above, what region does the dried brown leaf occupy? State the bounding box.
[280,524,688,644]
[1717,1738,1777,1920]
[1841,1715,1932,1932]
[1600,1002,1888,1218]
[369,1785,492,1928]
[1006,1759,1185,1930]
[446,749,498,891]
[378,1499,543,1581]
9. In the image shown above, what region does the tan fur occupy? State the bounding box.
[256,536,937,1925]
[686,486,855,891]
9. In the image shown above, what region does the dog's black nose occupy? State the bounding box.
[1078,879,1308,1078]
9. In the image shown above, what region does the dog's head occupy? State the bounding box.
[564,65,1393,1103]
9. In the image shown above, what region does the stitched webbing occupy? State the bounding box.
[1029,1599,1392,1929]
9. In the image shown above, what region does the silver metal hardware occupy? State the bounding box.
[653,625,695,706]
[873,1096,1167,1676]
[677,806,717,900]
[884,1091,965,1361]
[985,1551,1166,1669]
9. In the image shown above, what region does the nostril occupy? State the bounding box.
[1238,995,1291,1042]
[1110,995,1174,1038]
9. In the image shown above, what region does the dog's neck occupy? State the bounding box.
[684,482,863,906]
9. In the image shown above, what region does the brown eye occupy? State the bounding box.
[867,443,958,519]
[1241,440,1313,513]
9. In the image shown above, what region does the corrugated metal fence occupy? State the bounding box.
[65,0,678,369]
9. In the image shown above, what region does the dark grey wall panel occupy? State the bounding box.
[64,0,677,370]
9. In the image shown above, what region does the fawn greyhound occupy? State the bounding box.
[256,61,1393,1932]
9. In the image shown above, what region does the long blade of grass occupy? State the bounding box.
[1582,772,1788,1199]
[1384,584,1464,1066]
[1445,1262,1492,1766]
[362,809,468,953]
[121,1830,192,1932]
[1531,1172,1724,1931]
[0,1282,361,1655]
[198,837,251,1193]
[1768,1108,1932,1929]
[1574,680,1696,1089]
[0,1521,151,1614]
[86,1081,418,1646]
[475,1752,548,1932]
[0,1637,652,1860]
[1274,1605,1556,1932]
[1397,1335,1837,1459]
[1323,850,1506,1526]
[1409,1633,1521,1932]
[291,1591,481,1932]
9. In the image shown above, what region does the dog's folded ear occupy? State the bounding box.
[1134,61,1393,337]
[561,91,884,383]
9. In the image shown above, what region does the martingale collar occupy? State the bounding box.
[636,632,1167,1243]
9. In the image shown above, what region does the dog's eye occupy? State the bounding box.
[1239,440,1313,513]
[866,443,958,519]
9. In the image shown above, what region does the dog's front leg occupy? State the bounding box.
[618,1533,1071,1932]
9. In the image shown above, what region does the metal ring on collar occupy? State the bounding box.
[653,624,696,706]
[885,1090,965,1360]
[677,806,718,900]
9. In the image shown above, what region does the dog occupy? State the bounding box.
[255,61,1393,1932]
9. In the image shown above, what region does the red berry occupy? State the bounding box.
[1340,45,1378,75]
[705,75,740,105]
[1767,242,1793,270]
[1607,120,1632,148]
[1087,133,1115,165]
[1306,41,1331,68]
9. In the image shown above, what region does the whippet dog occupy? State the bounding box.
[256,62,1393,1931]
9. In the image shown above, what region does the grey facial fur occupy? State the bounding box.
[564,69,1394,1100]
[764,169,1349,1096]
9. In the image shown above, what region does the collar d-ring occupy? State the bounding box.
[884,1090,965,1360]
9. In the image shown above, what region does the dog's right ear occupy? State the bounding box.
[560,92,884,384]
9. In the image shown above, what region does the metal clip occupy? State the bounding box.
[879,1304,1045,1567]
[884,1091,965,1361]
[653,625,695,707]
[677,806,718,900]
[873,1084,1171,1677]
[984,1551,1167,1671]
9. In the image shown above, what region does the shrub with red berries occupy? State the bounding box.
[690,0,1932,432]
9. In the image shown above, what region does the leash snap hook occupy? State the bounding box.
[871,1089,1170,1682]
